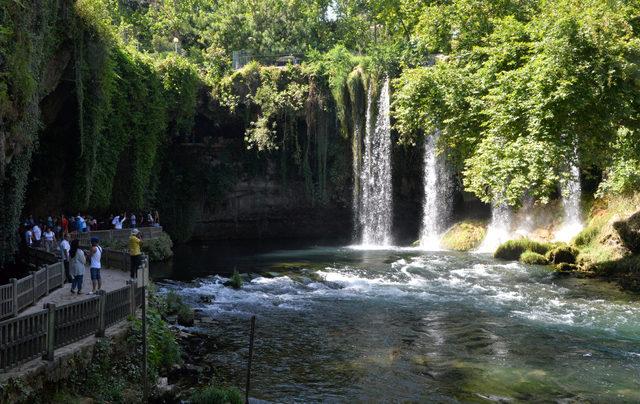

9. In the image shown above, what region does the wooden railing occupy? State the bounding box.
[1,281,142,370]
[0,262,66,321]
[75,226,163,245]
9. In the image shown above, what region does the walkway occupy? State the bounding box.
[20,267,131,317]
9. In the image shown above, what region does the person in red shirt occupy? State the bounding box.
[61,214,69,235]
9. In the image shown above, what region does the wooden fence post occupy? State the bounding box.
[43,303,56,361]
[45,265,50,295]
[10,278,17,316]
[29,271,36,306]
[127,280,135,316]
[96,290,106,337]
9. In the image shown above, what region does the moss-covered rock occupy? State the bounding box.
[494,239,553,260]
[440,220,487,251]
[612,210,640,254]
[546,245,579,265]
[556,263,578,272]
[519,251,549,265]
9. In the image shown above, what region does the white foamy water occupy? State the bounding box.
[420,130,453,249]
[357,78,393,246]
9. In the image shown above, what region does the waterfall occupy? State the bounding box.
[555,151,583,242]
[477,201,513,253]
[420,130,452,248]
[358,78,393,246]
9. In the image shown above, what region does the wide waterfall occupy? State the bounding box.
[555,152,583,242]
[358,78,393,246]
[477,201,513,253]
[420,130,452,248]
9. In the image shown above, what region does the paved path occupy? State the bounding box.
[20,267,131,316]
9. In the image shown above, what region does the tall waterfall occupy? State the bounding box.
[358,78,393,246]
[555,151,583,242]
[477,201,513,253]
[420,130,452,248]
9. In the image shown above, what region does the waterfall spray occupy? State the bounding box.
[555,147,583,242]
[358,78,393,246]
[477,201,513,253]
[420,130,453,248]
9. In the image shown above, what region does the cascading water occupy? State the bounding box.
[358,78,393,246]
[477,201,513,253]
[555,149,583,242]
[420,130,452,248]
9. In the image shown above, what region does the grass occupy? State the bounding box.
[440,220,487,251]
[519,251,549,265]
[494,238,554,260]
[230,269,243,289]
[573,194,640,269]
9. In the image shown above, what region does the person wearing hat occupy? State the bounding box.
[88,237,103,294]
[129,229,143,279]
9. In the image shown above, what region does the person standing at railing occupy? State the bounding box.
[61,214,69,235]
[60,233,71,283]
[129,229,143,279]
[43,227,56,252]
[69,239,86,294]
[112,213,127,230]
[24,227,33,247]
[89,237,103,294]
[32,223,42,247]
[130,213,137,229]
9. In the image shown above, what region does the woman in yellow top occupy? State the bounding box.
[129,228,143,279]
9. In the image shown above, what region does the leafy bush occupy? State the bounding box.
[143,233,174,261]
[546,246,579,265]
[229,270,243,289]
[177,304,195,326]
[440,220,487,251]
[190,385,243,404]
[494,239,553,260]
[519,251,549,265]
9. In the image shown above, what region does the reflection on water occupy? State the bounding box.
[157,242,640,402]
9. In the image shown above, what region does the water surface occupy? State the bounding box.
[157,243,640,402]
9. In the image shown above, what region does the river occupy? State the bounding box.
[154,241,640,402]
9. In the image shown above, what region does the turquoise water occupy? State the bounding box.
[163,244,640,402]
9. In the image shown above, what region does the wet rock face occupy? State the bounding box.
[613,211,640,254]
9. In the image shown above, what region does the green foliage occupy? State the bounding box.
[440,220,487,251]
[143,233,174,262]
[129,305,182,373]
[190,385,243,404]
[494,238,553,260]
[229,269,243,289]
[519,251,549,265]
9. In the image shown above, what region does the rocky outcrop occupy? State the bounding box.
[613,210,640,254]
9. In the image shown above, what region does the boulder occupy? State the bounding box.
[556,263,578,272]
[546,245,579,265]
[612,210,640,254]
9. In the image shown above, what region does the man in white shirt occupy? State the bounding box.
[60,234,71,282]
[25,229,33,247]
[32,224,42,247]
[113,213,127,230]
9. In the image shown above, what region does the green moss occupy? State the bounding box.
[556,263,579,272]
[519,251,549,265]
[494,238,553,260]
[440,220,487,251]
[190,385,243,404]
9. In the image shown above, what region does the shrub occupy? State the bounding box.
[494,239,552,260]
[440,220,487,251]
[190,385,243,404]
[546,246,579,264]
[164,290,183,315]
[142,232,174,261]
[177,304,195,326]
[519,251,549,265]
[229,269,243,289]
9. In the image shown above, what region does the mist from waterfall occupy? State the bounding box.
[358,78,393,246]
[420,130,452,248]
[555,150,583,242]
[477,201,513,253]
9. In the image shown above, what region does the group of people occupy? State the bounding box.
[21,211,151,295]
